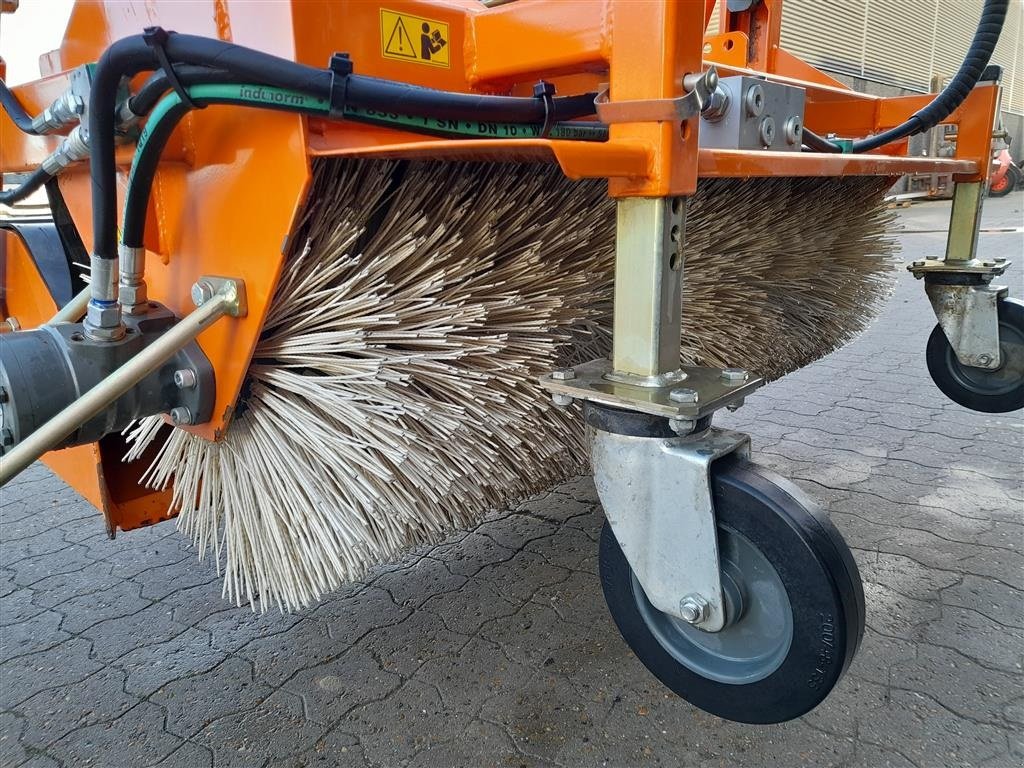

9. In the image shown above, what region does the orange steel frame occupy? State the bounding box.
[0,0,1002,533]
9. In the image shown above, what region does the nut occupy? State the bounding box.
[721,367,748,383]
[191,280,215,307]
[118,282,148,312]
[551,369,576,381]
[679,594,710,625]
[551,393,573,408]
[86,301,121,328]
[668,417,695,435]
[668,387,698,404]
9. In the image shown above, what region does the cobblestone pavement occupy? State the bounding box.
[1,194,1022,768]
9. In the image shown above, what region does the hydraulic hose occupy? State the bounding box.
[128,64,239,115]
[807,0,1008,153]
[121,83,607,248]
[0,78,40,135]
[0,167,52,206]
[89,32,600,263]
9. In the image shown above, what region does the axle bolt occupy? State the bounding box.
[669,387,698,404]
[173,369,197,389]
[679,594,709,625]
[169,406,193,426]
[551,369,576,381]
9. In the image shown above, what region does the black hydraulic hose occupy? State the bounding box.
[89,35,337,260]
[0,167,52,205]
[343,78,596,124]
[128,64,238,115]
[121,93,331,248]
[89,33,600,262]
[0,78,40,135]
[807,0,1008,154]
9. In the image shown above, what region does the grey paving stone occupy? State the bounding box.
[1,195,1022,767]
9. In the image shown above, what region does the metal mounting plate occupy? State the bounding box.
[540,358,762,420]
[592,427,751,632]
[908,257,1011,279]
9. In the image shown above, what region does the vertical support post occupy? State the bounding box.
[944,182,985,263]
[612,197,686,378]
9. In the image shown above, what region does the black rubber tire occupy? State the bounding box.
[599,455,865,724]
[925,297,1024,413]
[988,165,1020,197]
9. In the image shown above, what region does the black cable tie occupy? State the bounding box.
[533,81,556,139]
[143,27,200,110]
[328,53,353,120]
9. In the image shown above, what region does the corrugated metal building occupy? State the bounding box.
[711,0,1024,162]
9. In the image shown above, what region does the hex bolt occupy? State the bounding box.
[912,260,926,267]
[995,257,1007,263]
[191,280,215,307]
[721,367,748,382]
[668,417,695,435]
[726,397,746,412]
[551,393,574,408]
[169,406,193,426]
[669,387,698,404]
[551,369,576,381]
[679,594,709,625]
[173,369,197,389]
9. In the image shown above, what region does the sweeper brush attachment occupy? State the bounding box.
[3,0,1019,725]
[120,160,896,612]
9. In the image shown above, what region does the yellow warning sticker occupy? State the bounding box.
[380,8,450,68]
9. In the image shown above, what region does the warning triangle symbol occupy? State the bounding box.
[384,18,418,59]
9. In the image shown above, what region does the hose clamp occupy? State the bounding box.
[143,27,200,111]
[328,52,353,120]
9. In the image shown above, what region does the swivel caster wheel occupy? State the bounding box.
[926,297,1024,413]
[599,455,865,724]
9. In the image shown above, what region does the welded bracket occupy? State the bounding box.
[923,280,1009,369]
[592,427,750,632]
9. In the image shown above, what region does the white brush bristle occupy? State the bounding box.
[125,160,895,612]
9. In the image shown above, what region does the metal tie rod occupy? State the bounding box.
[0,278,244,485]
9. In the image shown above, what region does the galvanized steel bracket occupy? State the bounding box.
[592,427,750,632]
[924,281,1009,369]
[908,258,1011,370]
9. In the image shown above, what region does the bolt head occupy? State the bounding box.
[678,594,709,625]
[551,393,574,408]
[669,387,698,404]
[551,369,576,381]
[974,353,994,366]
[721,367,747,382]
[169,406,193,426]
[173,369,198,389]
[668,417,695,435]
[912,260,926,267]
[191,281,215,307]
